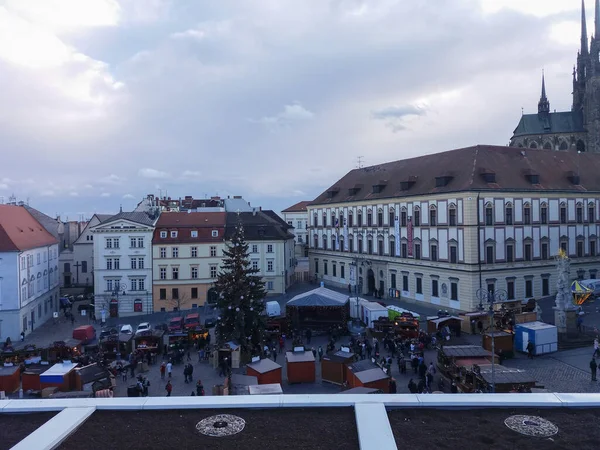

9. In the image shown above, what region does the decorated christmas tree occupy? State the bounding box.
[215,219,267,354]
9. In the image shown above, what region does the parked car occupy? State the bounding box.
[136,322,151,333]
[120,324,133,334]
[204,317,216,328]
[154,323,169,332]
[99,327,118,340]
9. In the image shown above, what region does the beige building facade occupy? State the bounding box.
[308,145,600,312]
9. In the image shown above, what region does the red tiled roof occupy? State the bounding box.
[152,212,226,244]
[310,145,600,205]
[282,201,312,213]
[0,205,59,252]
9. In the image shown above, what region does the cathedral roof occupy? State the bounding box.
[512,111,584,138]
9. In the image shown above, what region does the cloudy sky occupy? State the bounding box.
[0,0,589,219]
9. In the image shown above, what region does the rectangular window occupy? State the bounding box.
[131,258,137,269]
[252,260,259,271]
[137,237,144,248]
[267,244,273,253]
[390,211,396,226]
[130,237,137,248]
[487,282,495,294]
[106,259,113,270]
[450,282,458,301]
[324,262,328,275]
[137,258,143,269]
[577,241,584,257]
[81,261,87,273]
[432,280,439,297]
[430,245,438,261]
[191,288,198,299]
[172,288,179,299]
[416,277,422,294]
[367,214,372,227]
[367,240,373,255]
[507,281,515,300]
[37,254,40,264]
[541,208,547,224]
[113,238,119,249]
[524,243,532,261]
[348,214,353,227]
[591,240,597,256]
[160,248,166,258]
[170,231,178,238]
[505,207,513,225]
[577,207,583,223]
[267,281,274,291]
[210,246,217,257]
[106,279,113,291]
[191,230,198,238]
[589,206,595,223]
[560,206,567,224]
[449,246,457,263]
[525,279,533,298]
[399,211,405,227]
[332,264,337,277]
[210,265,217,278]
[542,278,550,296]
[315,260,319,274]
[378,240,384,256]
[267,260,274,272]
[449,209,457,226]
[402,275,409,291]
[401,243,407,258]
[486,246,494,264]
[377,212,383,225]
[131,279,138,291]
[429,209,437,226]
[191,247,198,258]
[413,210,420,226]
[523,208,531,225]
[160,267,166,279]
[541,242,549,260]
[172,248,179,258]
[191,267,198,279]
[172,267,179,279]
[414,243,421,260]
[341,265,345,279]
[391,273,396,289]
[357,213,363,227]
[390,241,396,257]
[106,238,112,249]
[506,244,514,263]
[252,245,258,253]
[160,231,167,238]
[560,241,567,253]
[485,208,493,226]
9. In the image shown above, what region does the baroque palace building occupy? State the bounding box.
[308,145,600,312]
[510,0,600,152]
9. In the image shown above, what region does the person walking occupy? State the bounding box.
[318,346,324,362]
[526,341,535,359]
[166,361,173,379]
[594,338,599,358]
[591,357,598,381]
[160,362,166,380]
[165,380,172,397]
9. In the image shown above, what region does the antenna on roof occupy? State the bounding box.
[356,156,364,169]
[521,107,524,116]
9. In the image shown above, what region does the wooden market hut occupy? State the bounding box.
[40,361,79,392]
[246,358,282,385]
[475,365,537,393]
[459,311,489,334]
[101,333,133,359]
[133,330,164,354]
[286,287,350,331]
[482,331,514,357]
[321,349,355,385]
[345,360,390,393]
[437,345,498,377]
[426,316,463,334]
[74,363,115,392]
[339,387,382,394]
[248,384,283,395]
[212,341,241,370]
[0,365,20,393]
[229,374,258,395]
[286,350,316,384]
[21,364,50,392]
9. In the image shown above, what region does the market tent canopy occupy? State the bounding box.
[287,287,350,307]
[571,281,593,305]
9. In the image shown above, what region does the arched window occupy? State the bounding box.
[322,235,327,250]
[357,210,363,227]
[543,141,552,150]
[429,205,437,226]
[529,141,538,149]
[485,202,494,226]
[577,139,586,152]
[523,202,531,225]
[448,203,457,226]
[367,210,373,227]
[559,140,568,151]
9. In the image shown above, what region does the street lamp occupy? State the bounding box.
[350,256,370,317]
[476,287,507,393]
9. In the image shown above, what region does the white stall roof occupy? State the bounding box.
[518,321,556,330]
[42,362,77,377]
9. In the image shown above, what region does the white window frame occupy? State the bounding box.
[191,267,198,279]
[267,260,274,272]
[130,237,137,248]
[267,244,273,253]
[252,245,258,253]
[191,230,198,238]
[210,265,217,278]
[170,231,178,238]
[191,247,198,258]
[159,267,166,280]
[212,230,218,237]
[210,246,217,257]
[138,257,144,269]
[160,231,167,238]
[172,247,179,258]
[160,248,166,258]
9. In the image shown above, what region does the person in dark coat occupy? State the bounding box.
[526,341,535,359]
[389,378,397,394]
[591,358,598,381]
[408,379,417,393]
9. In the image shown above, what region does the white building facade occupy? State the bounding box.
[282,201,310,258]
[308,146,600,312]
[91,212,158,318]
[71,214,112,289]
[0,206,60,341]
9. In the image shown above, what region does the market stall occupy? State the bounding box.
[345,360,390,393]
[246,357,282,385]
[211,341,241,370]
[427,316,463,334]
[22,364,50,392]
[229,374,259,395]
[459,312,489,334]
[321,349,355,385]
[370,314,419,339]
[286,349,316,384]
[387,305,421,321]
[474,365,537,393]
[571,280,593,305]
[187,327,209,348]
[437,345,497,377]
[0,365,20,393]
[134,330,164,354]
[482,331,514,357]
[48,339,82,363]
[286,287,350,331]
[40,361,79,392]
[74,363,115,393]
[101,333,133,359]
[515,321,558,355]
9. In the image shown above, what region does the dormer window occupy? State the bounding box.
[348,184,363,196]
[327,187,340,198]
[170,231,178,238]
[567,171,580,185]
[160,231,167,238]
[481,169,496,183]
[191,230,198,238]
[212,230,219,237]
[372,181,387,194]
[399,176,417,191]
[435,175,453,187]
[524,170,540,185]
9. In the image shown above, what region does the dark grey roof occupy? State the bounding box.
[339,387,381,394]
[348,359,379,373]
[225,211,294,241]
[355,367,388,384]
[24,206,60,240]
[512,111,584,137]
[323,350,355,363]
[286,351,315,363]
[442,345,493,359]
[99,211,157,227]
[477,365,536,385]
[287,287,349,307]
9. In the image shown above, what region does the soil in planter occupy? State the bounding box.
[388,408,600,450]
[59,408,359,450]
[0,412,56,450]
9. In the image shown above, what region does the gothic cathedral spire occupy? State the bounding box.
[538,72,550,116]
[582,0,589,55]
[595,0,600,38]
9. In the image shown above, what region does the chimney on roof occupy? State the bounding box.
[234,196,242,199]
[253,208,257,216]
